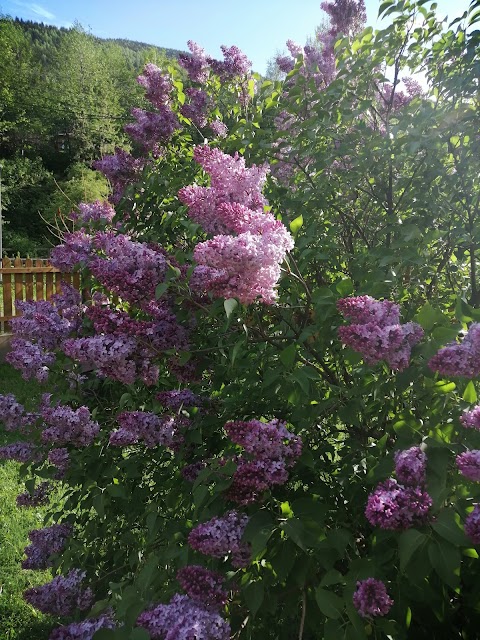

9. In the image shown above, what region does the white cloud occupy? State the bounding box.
[28,3,55,20]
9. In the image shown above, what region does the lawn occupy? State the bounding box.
[0,363,56,640]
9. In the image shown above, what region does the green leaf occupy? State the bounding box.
[320,569,345,587]
[244,581,264,615]
[336,278,353,297]
[224,298,238,319]
[432,509,470,547]
[428,539,461,589]
[130,630,151,640]
[463,381,477,404]
[398,529,426,572]
[415,302,445,330]
[290,214,303,235]
[279,343,297,369]
[315,588,344,619]
[155,282,169,299]
[243,510,275,557]
[281,518,308,550]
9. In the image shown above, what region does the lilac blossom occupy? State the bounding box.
[176,565,228,610]
[6,338,55,382]
[353,578,393,618]
[181,88,209,128]
[22,523,72,570]
[0,441,39,463]
[71,200,116,225]
[0,393,33,432]
[365,478,432,530]
[182,461,207,483]
[93,148,145,205]
[156,389,202,411]
[49,614,116,640]
[16,482,50,507]
[394,446,427,486]
[209,45,252,80]
[457,450,480,482]
[11,300,73,350]
[110,411,181,448]
[178,41,210,83]
[465,504,480,544]
[89,233,167,305]
[429,324,480,378]
[337,296,423,371]
[461,406,480,430]
[137,594,230,640]
[137,63,174,108]
[224,419,302,462]
[23,570,93,616]
[50,231,93,272]
[209,120,228,138]
[41,402,99,447]
[124,107,180,152]
[48,448,70,478]
[188,511,251,568]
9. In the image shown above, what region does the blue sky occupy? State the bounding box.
[0,0,472,74]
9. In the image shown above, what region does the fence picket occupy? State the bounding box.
[25,258,33,300]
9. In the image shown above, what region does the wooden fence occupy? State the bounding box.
[0,257,81,330]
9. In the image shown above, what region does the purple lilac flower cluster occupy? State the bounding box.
[460,406,480,430]
[179,145,294,304]
[23,570,93,616]
[178,40,251,84]
[365,478,432,530]
[156,389,202,411]
[125,107,180,154]
[0,441,39,463]
[49,614,116,640]
[188,511,251,568]
[429,324,480,378]
[176,565,228,610]
[353,578,393,618]
[93,148,145,205]
[0,393,34,431]
[137,594,230,640]
[110,411,182,448]
[89,233,167,305]
[465,504,480,543]
[337,296,424,371]
[16,482,50,507]
[71,200,116,225]
[394,446,426,486]
[181,88,209,128]
[6,338,55,382]
[50,231,93,272]
[48,448,70,478]
[223,419,302,505]
[137,63,173,108]
[40,401,100,447]
[14,296,77,348]
[182,460,207,482]
[457,450,480,482]
[22,523,72,570]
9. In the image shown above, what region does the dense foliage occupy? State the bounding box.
[2,0,480,638]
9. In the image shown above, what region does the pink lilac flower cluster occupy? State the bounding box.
[93,148,145,205]
[137,63,174,109]
[179,145,293,304]
[176,565,228,610]
[137,594,230,640]
[50,231,93,272]
[110,411,181,448]
[124,107,180,154]
[337,296,424,371]
[178,40,250,84]
[0,393,33,431]
[353,578,393,619]
[365,478,432,530]
[456,451,480,482]
[210,120,228,138]
[188,511,251,568]
[49,614,116,640]
[460,406,480,430]
[0,441,39,463]
[89,233,167,305]
[48,448,70,478]
[156,389,202,411]
[465,504,480,543]
[429,324,480,378]
[394,446,426,486]
[40,401,100,447]
[22,523,72,570]
[223,419,302,505]
[71,200,116,225]
[23,570,93,617]
[16,481,50,507]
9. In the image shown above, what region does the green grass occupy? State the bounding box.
[0,363,56,640]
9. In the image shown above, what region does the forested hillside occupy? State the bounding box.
[0,17,182,255]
